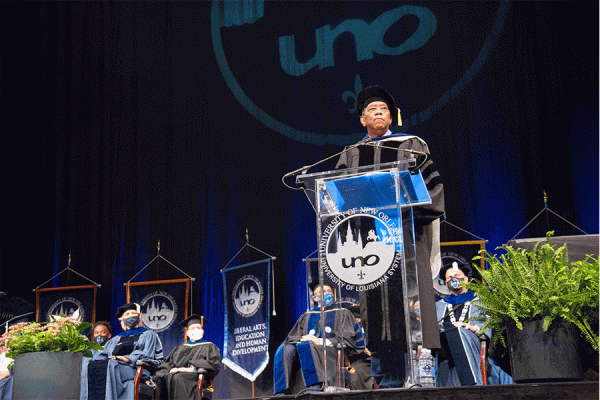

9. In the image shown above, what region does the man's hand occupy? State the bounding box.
[300,335,332,346]
[300,334,320,345]
[169,367,195,373]
[454,322,479,333]
[364,348,372,357]
[115,356,131,363]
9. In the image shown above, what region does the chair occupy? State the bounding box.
[197,371,215,400]
[480,339,488,385]
[133,361,158,400]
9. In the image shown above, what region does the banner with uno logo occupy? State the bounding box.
[221,258,271,381]
[36,285,97,324]
[127,279,190,357]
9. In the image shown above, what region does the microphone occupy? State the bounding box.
[281,136,375,190]
[363,140,429,172]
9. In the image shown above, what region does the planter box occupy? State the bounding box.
[507,319,583,383]
[12,351,82,400]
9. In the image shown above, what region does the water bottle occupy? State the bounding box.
[417,348,436,387]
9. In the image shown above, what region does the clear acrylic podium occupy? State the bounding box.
[297,159,432,390]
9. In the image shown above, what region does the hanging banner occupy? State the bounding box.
[126,278,190,357]
[222,258,271,381]
[36,285,97,323]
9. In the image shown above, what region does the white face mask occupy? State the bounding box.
[187,328,204,342]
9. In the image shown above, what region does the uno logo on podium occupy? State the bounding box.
[321,209,402,291]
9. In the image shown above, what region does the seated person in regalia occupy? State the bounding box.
[436,262,513,386]
[86,302,164,400]
[273,281,366,395]
[154,314,221,400]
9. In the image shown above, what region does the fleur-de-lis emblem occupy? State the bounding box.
[342,74,363,114]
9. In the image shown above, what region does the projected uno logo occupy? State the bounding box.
[211,1,509,145]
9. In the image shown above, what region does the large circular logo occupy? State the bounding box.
[140,291,178,332]
[211,1,510,145]
[232,275,263,317]
[322,210,401,290]
[47,297,84,322]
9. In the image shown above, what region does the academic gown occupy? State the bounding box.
[0,353,12,400]
[435,291,512,386]
[273,306,365,394]
[154,340,222,400]
[336,133,444,351]
[80,349,101,400]
[87,327,163,400]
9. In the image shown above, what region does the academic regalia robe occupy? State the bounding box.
[87,327,163,400]
[273,306,365,394]
[0,376,11,400]
[154,340,221,400]
[436,291,513,386]
[0,353,12,400]
[80,349,101,400]
[346,352,373,390]
[336,133,444,351]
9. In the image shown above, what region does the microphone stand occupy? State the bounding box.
[281,136,430,191]
[281,138,374,191]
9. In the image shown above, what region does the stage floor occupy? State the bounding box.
[221,381,599,400]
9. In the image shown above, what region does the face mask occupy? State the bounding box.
[187,329,204,342]
[447,278,462,291]
[124,316,140,329]
[317,293,334,307]
[95,335,109,345]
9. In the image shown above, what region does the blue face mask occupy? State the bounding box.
[317,293,334,307]
[95,335,109,345]
[447,278,462,291]
[124,316,140,329]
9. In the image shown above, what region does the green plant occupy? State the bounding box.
[466,231,599,351]
[0,316,103,367]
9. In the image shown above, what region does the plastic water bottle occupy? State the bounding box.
[417,348,436,387]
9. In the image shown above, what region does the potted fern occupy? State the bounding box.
[466,232,599,383]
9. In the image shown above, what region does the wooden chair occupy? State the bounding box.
[480,339,489,385]
[197,372,215,399]
[133,361,159,400]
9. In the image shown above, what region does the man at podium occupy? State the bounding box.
[336,85,445,387]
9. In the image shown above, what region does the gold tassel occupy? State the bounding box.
[398,109,402,126]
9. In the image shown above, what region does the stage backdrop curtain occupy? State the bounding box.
[222,258,271,381]
[0,3,597,378]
